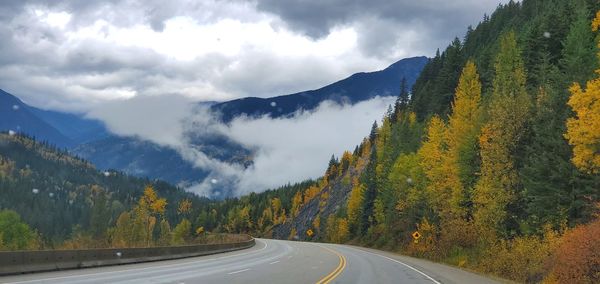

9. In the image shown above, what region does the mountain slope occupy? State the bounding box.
[212,56,428,122]
[0,133,206,240]
[0,89,74,148]
[30,108,109,145]
[72,136,209,185]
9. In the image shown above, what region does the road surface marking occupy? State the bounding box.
[5,240,268,284]
[315,245,346,284]
[344,246,441,284]
[269,261,280,264]
[227,268,250,275]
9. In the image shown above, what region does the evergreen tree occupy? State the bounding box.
[560,2,597,86]
[393,77,409,120]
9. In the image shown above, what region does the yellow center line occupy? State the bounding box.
[315,245,347,284]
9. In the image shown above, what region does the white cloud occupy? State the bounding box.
[172,96,394,197]
[86,95,194,147]
[223,97,394,195]
[86,94,395,197]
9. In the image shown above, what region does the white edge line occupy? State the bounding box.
[5,239,268,284]
[227,268,250,275]
[269,260,280,265]
[344,246,442,284]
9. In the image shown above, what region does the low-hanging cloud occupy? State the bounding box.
[83,94,395,197]
[222,97,395,195]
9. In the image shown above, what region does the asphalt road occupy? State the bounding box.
[0,239,504,284]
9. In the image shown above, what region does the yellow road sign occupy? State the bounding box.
[306,229,314,237]
[412,231,421,240]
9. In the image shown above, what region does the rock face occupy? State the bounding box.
[273,153,368,241]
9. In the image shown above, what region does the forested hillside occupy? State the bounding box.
[0,132,203,246]
[0,132,312,249]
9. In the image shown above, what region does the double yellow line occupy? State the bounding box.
[315,245,347,284]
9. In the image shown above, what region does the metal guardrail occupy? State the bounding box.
[0,237,255,275]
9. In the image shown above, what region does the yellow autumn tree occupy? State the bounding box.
[445,60,483,218]
[128,185,168,246]
[339,150,353,174]
[303,185,320,204]
[418,116,452,218]
[177,199,192,216]
[326,215,349,243]
[291,191,303,217]
[271,198,286,225]
[474,32,530,241]
[257,206,273,231]
[565,11,600,174]
[346,177,365,231]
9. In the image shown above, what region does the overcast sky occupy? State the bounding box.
[0,0,510,112]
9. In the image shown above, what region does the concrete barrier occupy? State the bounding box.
[0,237,255,275]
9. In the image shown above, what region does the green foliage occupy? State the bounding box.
[171,219,192,245]
[474,31,531,241]
[0,209,36,250]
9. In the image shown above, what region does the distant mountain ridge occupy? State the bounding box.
[0,89,110,148]
[212,56,428,122]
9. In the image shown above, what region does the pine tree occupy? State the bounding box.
[560,2,597,86]
[393,77,409,120]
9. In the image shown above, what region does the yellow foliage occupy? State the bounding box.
[565,79,600,174]
[407,218,437,258]
[303,185,320,204]
[312,214,321,233]
[326,216,349,243]
[478,228,560,283]
[347,179,365,229]
[418,116,454,218]
[592,10,600,32]
[291,191,303,217]
[143,186,157,203]
[445,60,483,217]
[141,185,167,215]
[177,199,192,215]
[0,157,15,179]
[151,198,167,215]
[474,32,530,239]
[408,112,417,126]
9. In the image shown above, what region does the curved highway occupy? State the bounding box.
[0,239,502,284]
